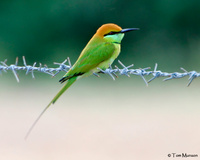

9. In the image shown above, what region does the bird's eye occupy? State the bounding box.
[104,31,118,36]
[108,31,115,35]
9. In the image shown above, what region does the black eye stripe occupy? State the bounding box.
[104,31,120,36]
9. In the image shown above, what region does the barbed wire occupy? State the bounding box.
[0,56,199,86]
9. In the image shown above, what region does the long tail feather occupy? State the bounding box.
[52,77,77,104]
[25,77,77,140]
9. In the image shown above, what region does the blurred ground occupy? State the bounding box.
[0,78,199,160]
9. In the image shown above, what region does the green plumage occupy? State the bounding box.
[25,23,135,139]
[64,41,115,78]
[52,77,77,104]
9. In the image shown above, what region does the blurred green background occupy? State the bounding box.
[1,0,200,72]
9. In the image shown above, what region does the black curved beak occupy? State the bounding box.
[120,28,139,33]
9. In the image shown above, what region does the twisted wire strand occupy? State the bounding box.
[0,56,199,86]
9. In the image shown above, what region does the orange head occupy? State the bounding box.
[94,23,139,43]
[96,23,122,37]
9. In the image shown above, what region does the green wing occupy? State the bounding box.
[64,42,115,78]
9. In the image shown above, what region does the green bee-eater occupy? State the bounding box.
[25,23,139,139]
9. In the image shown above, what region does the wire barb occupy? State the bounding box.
[0,57,200,86]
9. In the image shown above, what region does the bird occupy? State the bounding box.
[25,23,139,139]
